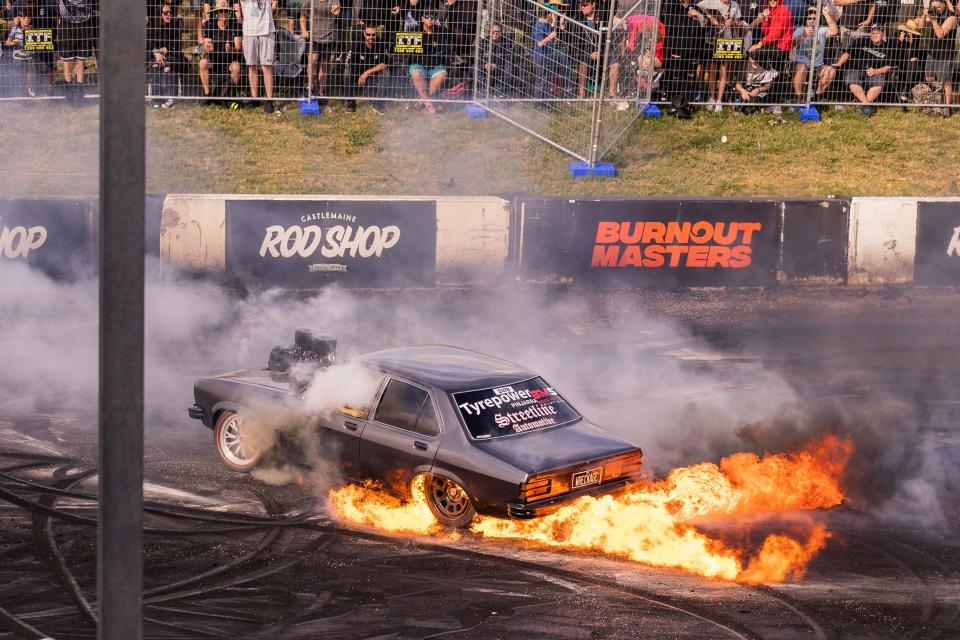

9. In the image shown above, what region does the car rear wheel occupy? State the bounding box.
[423,474,475,528]
[214,411,261,472]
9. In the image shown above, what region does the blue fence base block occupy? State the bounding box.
[465,104,487,119]
[299,99,320,116]
[640,103,662,118]
[569,161,617,178]
[799,105,821,122]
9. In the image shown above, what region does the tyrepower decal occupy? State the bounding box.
[591,220,763,269]
[454,377,581,439]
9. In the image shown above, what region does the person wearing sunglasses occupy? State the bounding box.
[345,26,389,113]
[406,11,449,113]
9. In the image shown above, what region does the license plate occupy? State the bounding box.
[572,467,602,489]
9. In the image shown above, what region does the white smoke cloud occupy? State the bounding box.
[0,259,953,531]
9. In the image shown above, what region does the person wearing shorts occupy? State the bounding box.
[406,11,448,113]
[199,3,242,100]
[842,23,891,115]
[922,0,957,117]
[299,0,339,103]
[235,0,277,112]
[57,0,94,105]
[791,5,839,102]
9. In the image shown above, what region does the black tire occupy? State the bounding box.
[422,474,476,528]
[213,411,261,473]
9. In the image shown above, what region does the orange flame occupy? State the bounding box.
[328,434,852,583]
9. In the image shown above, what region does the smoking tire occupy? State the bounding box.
[214,411,262,473]
[423,474,476,528]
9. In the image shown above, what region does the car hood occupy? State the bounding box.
[209,368,297,395]
[472,419,638,474]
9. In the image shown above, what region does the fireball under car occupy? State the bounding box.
[188,331,644,527]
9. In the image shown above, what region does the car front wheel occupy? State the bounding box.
[214,411,261,472]
[423,474,476,528]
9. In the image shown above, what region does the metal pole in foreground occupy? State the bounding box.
[98,0,145,637]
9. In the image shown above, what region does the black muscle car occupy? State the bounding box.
[189,330,644,527]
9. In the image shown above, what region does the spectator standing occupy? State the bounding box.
[406,10,448,113]
[747,0,792,111]
[842,22,891,114]
[11,0,58,95]
[57,0,95,105]
[235,0,278,113]
[300,0,339,107]
[661,0,708,114]
[4,11,37,95]
[532,3,563,105]
[922,0,956,117]
[480,22,514,96]
[791,4,839,102]
[572,0,611,99]
[199,1,243,101]
[436,0,476,82]
[698,0,748,110]
[345,24,389,112]
[147,2,185,107]
[837,0,875,37]
[891,17,923,103]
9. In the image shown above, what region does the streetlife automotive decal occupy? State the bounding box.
[0,216,48,259]
[591,220,762,269]
[225,199,437,288]
[453,378,582,439]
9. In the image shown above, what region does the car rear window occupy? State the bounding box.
[453,377,581,440]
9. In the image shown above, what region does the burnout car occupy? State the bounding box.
[188,330,644,527]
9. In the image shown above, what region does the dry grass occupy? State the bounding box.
[1,99,959,197]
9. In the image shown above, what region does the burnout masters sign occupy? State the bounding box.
[572,200,781,287]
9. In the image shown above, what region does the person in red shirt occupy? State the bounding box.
[747,0,792,110]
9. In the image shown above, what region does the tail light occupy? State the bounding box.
[520,477,552,500]
[604,450,643,478]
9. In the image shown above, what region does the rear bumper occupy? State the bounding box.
[506,475,642,519]
[188,404,206,421]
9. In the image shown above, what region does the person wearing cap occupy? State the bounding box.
[891,17,924,103]
[198,1,243,102]
[922,0,957,117]
[841,22,891,115]
[406,10,450,113]
[791,4,839,102]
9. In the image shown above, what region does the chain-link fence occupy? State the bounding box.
[1,0,958,157]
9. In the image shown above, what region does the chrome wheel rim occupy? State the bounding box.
[428,476,469,518]
[218,414,258,467]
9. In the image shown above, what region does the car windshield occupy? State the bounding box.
[452,377,581,439]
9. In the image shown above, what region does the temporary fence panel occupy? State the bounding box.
[475,0,607,162]
[593,0,661,162]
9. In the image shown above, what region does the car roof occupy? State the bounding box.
[356,345,537,393]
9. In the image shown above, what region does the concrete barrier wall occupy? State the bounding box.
[160,194,511,286]
[7,194,959,288]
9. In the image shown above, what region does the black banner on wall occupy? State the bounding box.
[573,199,781,287]
[914,201,960,285]
[225,199,437,288]
[0,198,93,279]
[780,199,849,282]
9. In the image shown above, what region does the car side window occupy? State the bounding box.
[415,398,441,437]
[374,379,428,432]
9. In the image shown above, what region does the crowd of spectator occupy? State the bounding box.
[0,0,957,117]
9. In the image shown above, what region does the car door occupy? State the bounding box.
[308,373,386,481]
[359,377,442,495]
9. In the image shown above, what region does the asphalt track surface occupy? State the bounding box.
[2,286,960,640]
